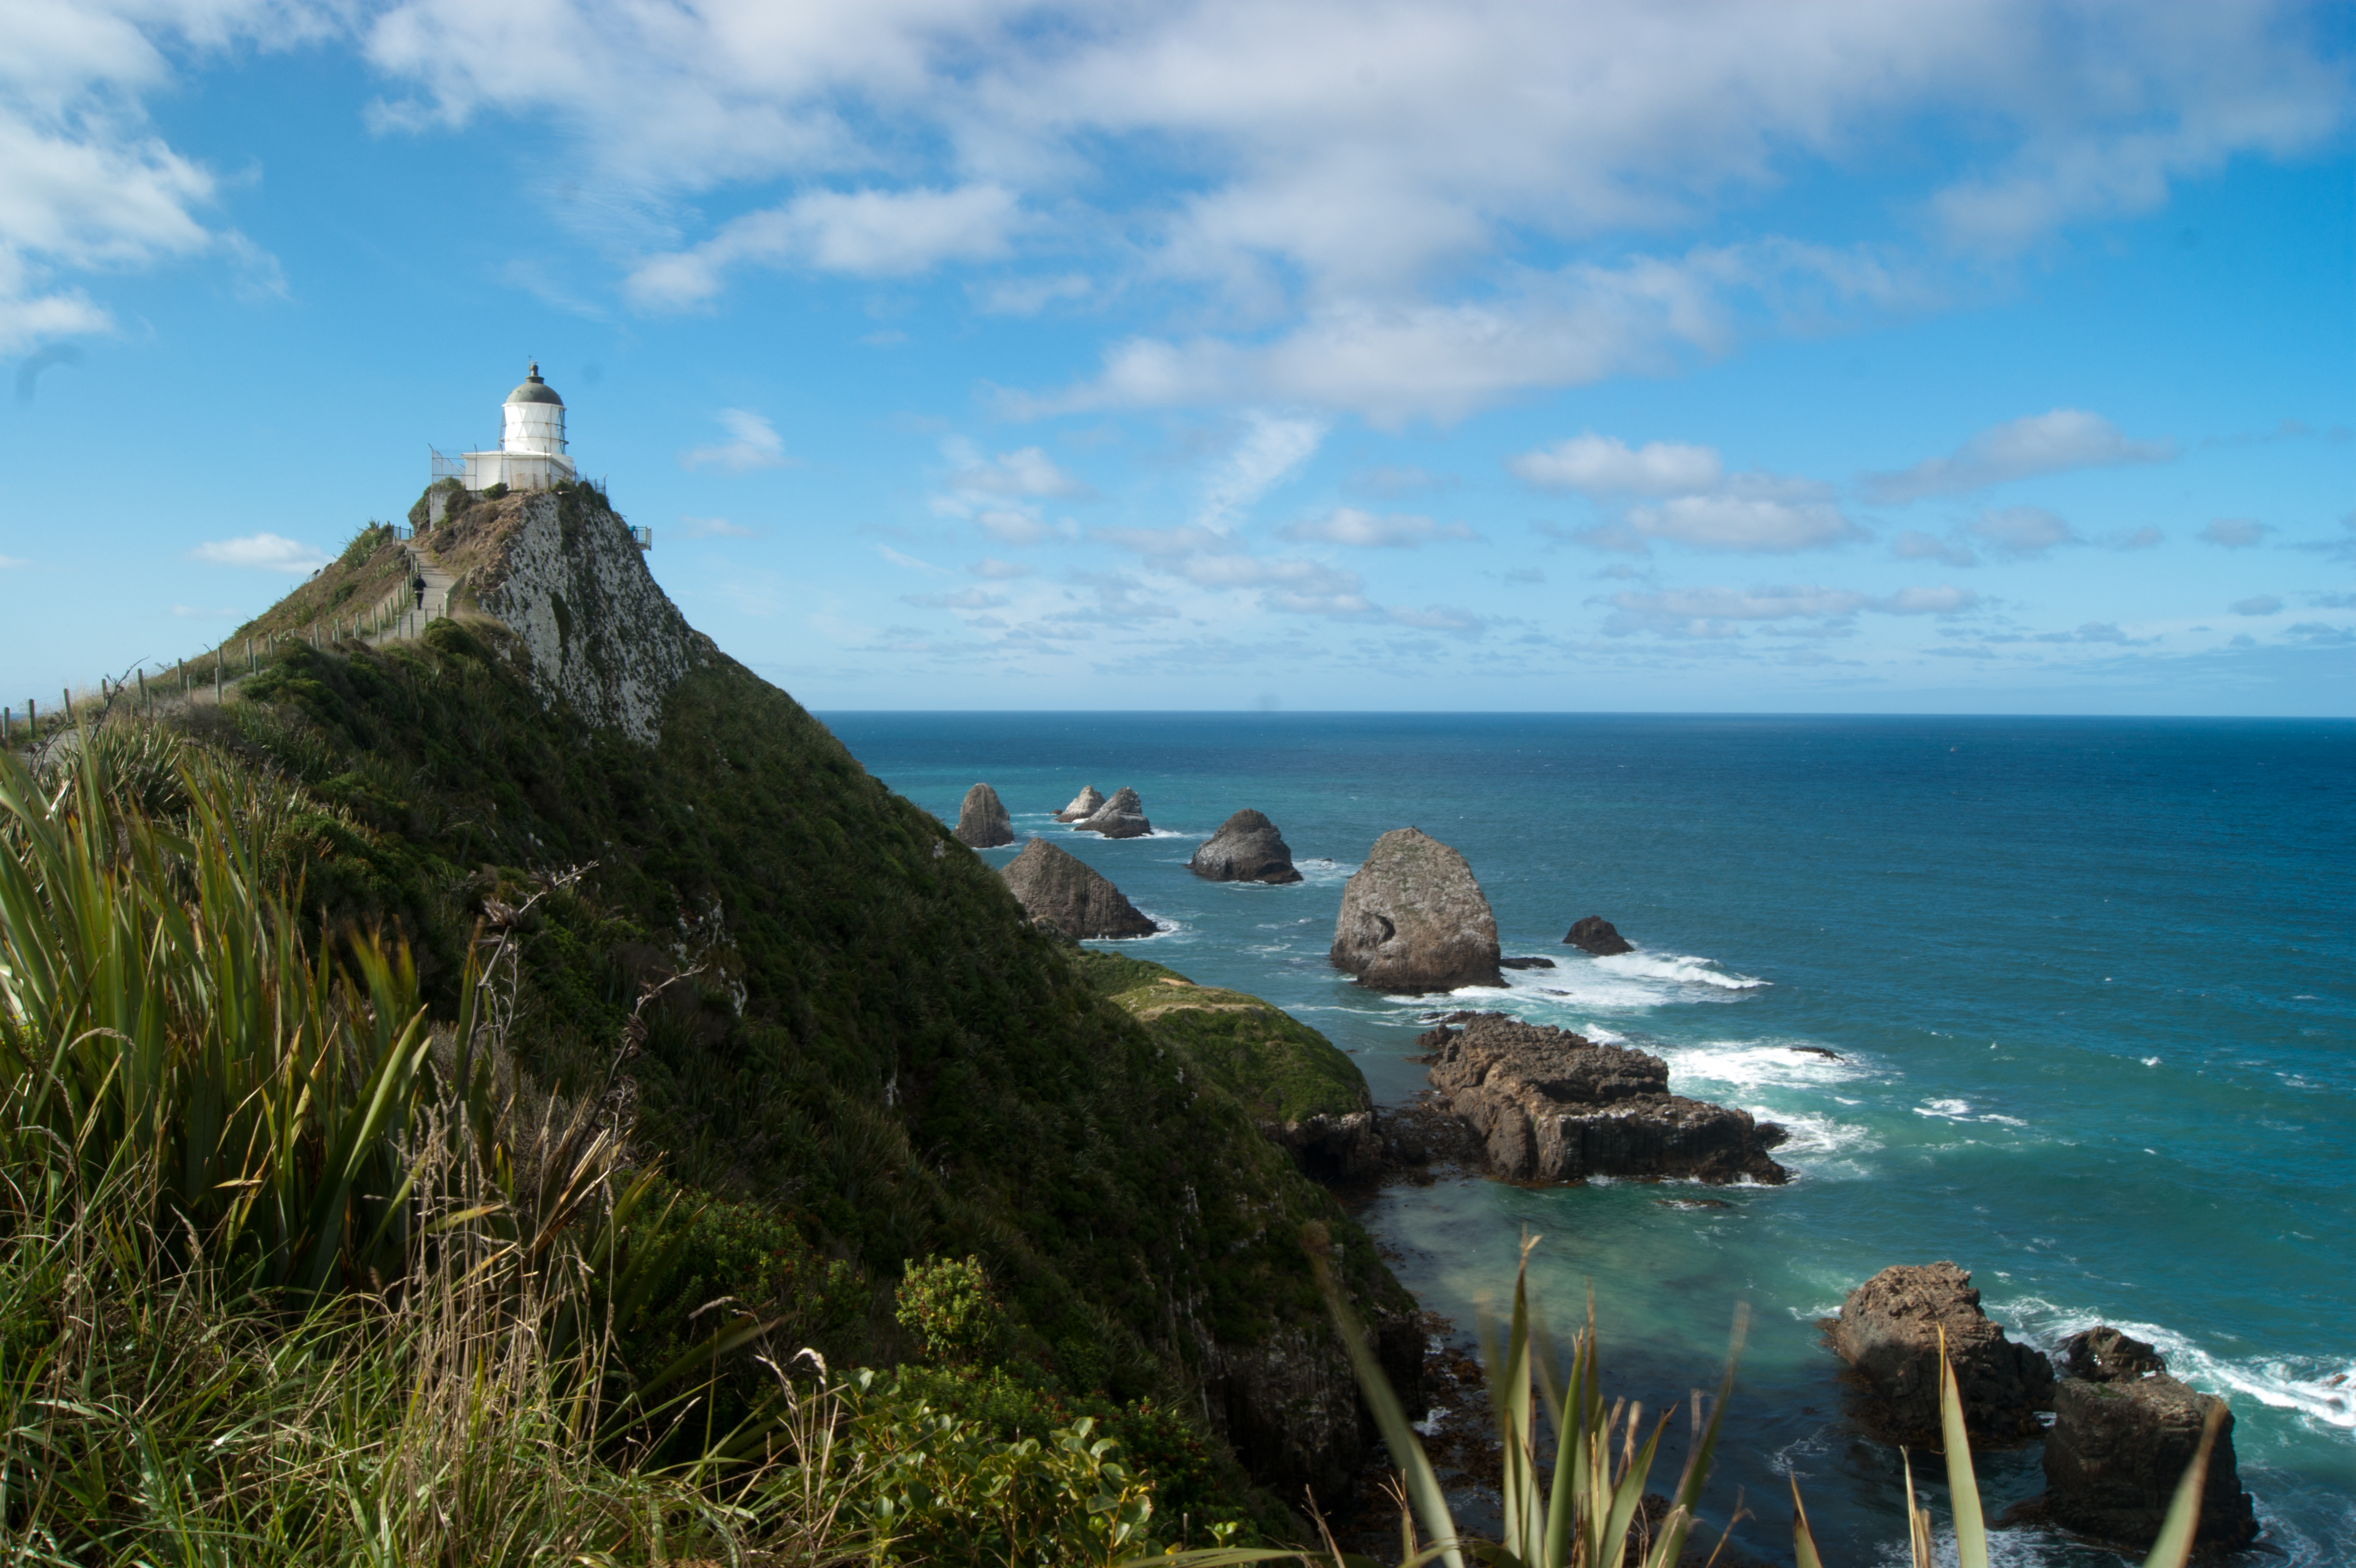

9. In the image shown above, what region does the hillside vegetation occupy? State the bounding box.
[2,487,1417,1556]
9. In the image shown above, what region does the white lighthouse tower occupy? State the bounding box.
[460,362,576,492]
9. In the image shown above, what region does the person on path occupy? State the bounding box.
[412,573,427,609]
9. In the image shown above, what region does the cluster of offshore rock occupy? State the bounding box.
[1826,1263,2258,1553]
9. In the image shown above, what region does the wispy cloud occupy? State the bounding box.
[2198,517,2273,548]
[677,515,758,539]
[187,533,326,575]
[1863,410,2174,504]
[1510,432,1722,495]
[1280,508,1476,548]
[680,410,795,472]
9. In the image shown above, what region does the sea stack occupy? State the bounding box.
[1329,828,1501,991]
[1823,1262,2055,1448]
[2039,1330,2259,1551]
[953,783,1015,848]
[999,840,1158,939]
[1418,1013,1788,1184]
[1074,786,1152,839]
[1563,916,1633,956]
[1189,809,1304,884]
[1055,785,1105,823]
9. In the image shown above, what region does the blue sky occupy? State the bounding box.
[2,0,2350,714]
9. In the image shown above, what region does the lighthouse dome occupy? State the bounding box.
[506,362,564,407]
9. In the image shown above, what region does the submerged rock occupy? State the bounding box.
[1418,1013,1788,1185]
[1190,809,1304,883]
[1055,785,1105,823]
[998,839,1158,939]
[1498,956,1557,970]
[1329,828,1502,992]
[1563,915,1634,956]
[953,782,1014,848]
[1823,1262,2054,1448]
[1074,785,1152,839]
[2041,1371,2259,1550]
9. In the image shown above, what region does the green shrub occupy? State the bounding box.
[896,1253,1006,1366]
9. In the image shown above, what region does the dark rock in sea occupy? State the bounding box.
[1498,956,1557,970]
[1073,785,1152,839]
[1055,784,1104,822]
[1788,1045,1844,1061]
[952,782,1014,848]
[1563,915,1634,956]
[998,839,1158,939]
[1824,1262,2054,1448]
[2042,1372,2259,1550]
[2060,1325,2169,1383]
[1417,1013,1788,1185]
[1189,808,1304,883]
[1330,828,1503,992]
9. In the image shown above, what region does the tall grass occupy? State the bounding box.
[0,726,856,1564]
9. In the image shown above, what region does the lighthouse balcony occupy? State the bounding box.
[457,448,577,495]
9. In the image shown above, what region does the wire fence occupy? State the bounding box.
[4,557,461,753]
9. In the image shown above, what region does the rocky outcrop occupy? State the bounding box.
[1823,1262,2055,1448]
[2059,1325,2168,1383]
[1190,809,1303,883]
[467,490,710,745]
[953,783,1014,847]
[1418,1013,1788,1185]
[1073,786,1152,839]
[1330,828,1501,992]
[1055,785,1104,823]
[1563,916,1633,956]
[2042,1364,2258,1550]
[998,839,1158,938]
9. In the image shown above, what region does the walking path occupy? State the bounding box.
[371,545,458,644]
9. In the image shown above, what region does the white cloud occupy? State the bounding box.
[1280,507,1474,547]
[2199,517,2273,548]
[680,409,795,472]
[187,532,325,574]
[2229,594,2282,617]
[967,557,1033,578]
[1892,529,1977,567]
[627,184,1018,306]
[903,587,1009,610]
[945,443,1090,498]
[677,514,758,538]
[1604,581,1976,634]
[1863,410,2176,504]
[0,553,27,569]
[976,509,1057,545]
[1509,433,1722,495]
[1624,491,1863,554]
[1964,504,2076,558]
[876,544,947,575]
[1196,412,1325,529]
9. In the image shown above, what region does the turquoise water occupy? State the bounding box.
[822,713,2355,1564]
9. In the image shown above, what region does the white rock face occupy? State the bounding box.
[473,491,709,745]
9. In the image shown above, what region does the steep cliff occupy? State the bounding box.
[212,481,1414,1512]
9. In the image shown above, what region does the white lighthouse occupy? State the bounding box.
[459,362,576,492]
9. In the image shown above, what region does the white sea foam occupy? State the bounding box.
[1754,1110,1881,1180]
[1590,950,1768,990]
[1914,1097,1973,1120]
[1658,1039,1872,1092]
[2001,1297,2356,1437]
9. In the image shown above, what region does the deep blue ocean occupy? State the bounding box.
[821,712,2355,1565]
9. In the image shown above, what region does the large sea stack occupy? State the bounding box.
[953,783,1014,847]
[1824,1262,2055,1448]
[1190,809,1304,883]
[999,839,1159,938]
[1074,786,1152,839]
[1055,785,1105,822]
[2037,1327,2258,1550]
[1329,828,1501,991]
[1419,1013,1788,1184]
